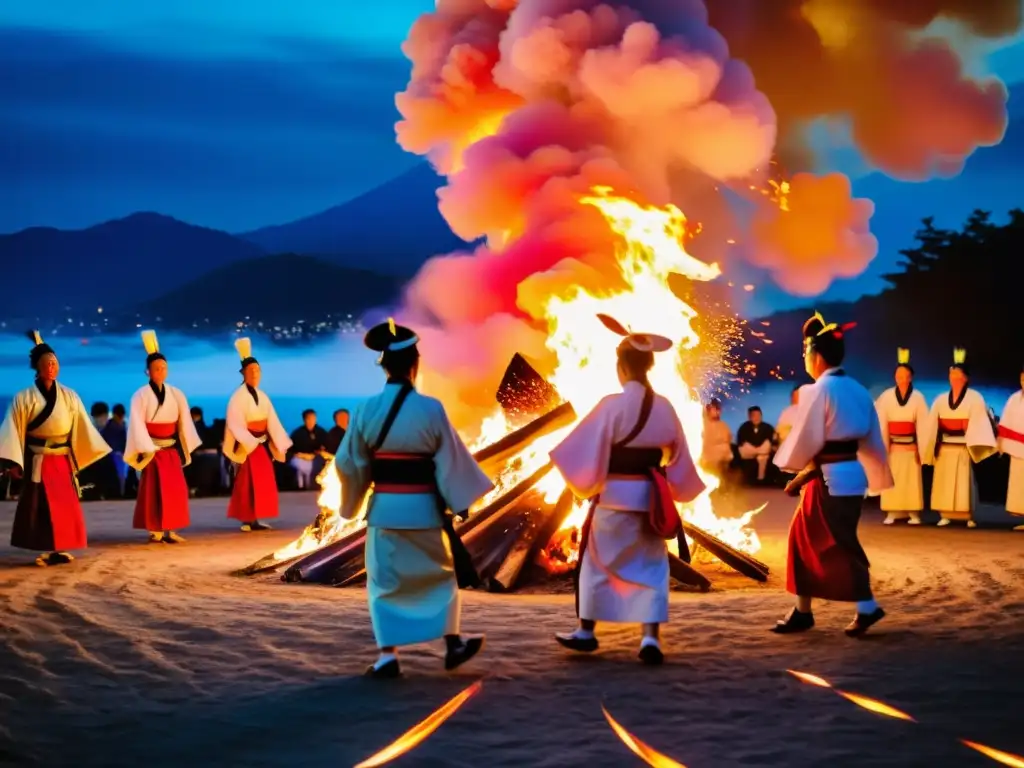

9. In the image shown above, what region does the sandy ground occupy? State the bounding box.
[0,488,1021,768]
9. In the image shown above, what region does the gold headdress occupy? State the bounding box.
[29,330,43,346]
[235,337,252,361]
[897,348,910,365]
[952,347,967,365]
[141,330,159,355]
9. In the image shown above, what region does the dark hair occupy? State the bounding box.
[302,409,316,418]
[706,398,722,410]
[112,403,125,417]
[381,345,421,381]
[747,405,761,414]
[950,362,970,377]
[333,408,349,418]
[91,401,110,417]
[802,315,845,367]
[190,406,203,418]
[896,363,915,376]
[146,352,167,368]
[616,343,654,383]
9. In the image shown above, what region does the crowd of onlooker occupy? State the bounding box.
[700,385,802,488]
[0,403,350,502]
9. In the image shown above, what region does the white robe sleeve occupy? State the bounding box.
[965,391,997,463]
[998,393,1016,454]
[173,387,202,464]
[0,392,29,470]
[66,389,111,472]
[432,401,494,513]
[665,406,706,503]
[549,396,616,500]
[874,391,890,449]
[125,388,158,471]
[225,389,260,455]
[333,404,373,521]
[858,405,894,494]
[773,384,827,472]
[919,397,942,466]
[912,391,930,463]
[264,396,292,462]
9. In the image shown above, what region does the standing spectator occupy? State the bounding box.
[104,404,129,497]
[737,406,775,484]
[700,399,733,478]
[185,406,223,496]
[775,385,803,446]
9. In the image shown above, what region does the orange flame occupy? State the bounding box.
[353,680,483,768]
[602,705,687,768]
[961,740,1024,767]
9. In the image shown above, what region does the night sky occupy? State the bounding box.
[1,2,1021,307]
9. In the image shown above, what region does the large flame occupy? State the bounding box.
[272,190,762,566]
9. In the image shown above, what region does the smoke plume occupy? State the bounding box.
[393,0,1019,429]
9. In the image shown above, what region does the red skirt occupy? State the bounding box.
[11,453,87,552]
[787,475,871,602]
[227,444,279,522]
[133,444,190,532]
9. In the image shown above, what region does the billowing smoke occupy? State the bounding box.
[393,0,1018,429]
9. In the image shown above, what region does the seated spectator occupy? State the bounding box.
[737,406,775,483]
[323,408,349,455]
[700,399,734,477]
[185,406,223,496]
[289,409,329,490]
[80,401,121,500]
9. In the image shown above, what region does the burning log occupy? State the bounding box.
[281,526,367,583]
[682,522,770,582]
[488,488,575,593]
[474,401,575,474]
[668,553,711,592]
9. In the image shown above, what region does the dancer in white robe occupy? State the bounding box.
[334,320,493,678]
[921,349,997,528]
[772,313,893,637]
[997,366,1024,531]
[550,314,705,665]
[874,348,929,525]
[223,338,292,531]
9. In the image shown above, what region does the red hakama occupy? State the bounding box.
[227,421,279,522]
[133,422,190,532]
[11,450,87,552]
[787,475,871,602]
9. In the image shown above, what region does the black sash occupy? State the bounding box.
[26,380,58,433]
[370,382,480,589]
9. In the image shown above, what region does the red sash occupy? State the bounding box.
[888,421,915,436]
[998,424,1024,444]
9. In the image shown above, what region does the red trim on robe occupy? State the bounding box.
[226,422,278,521]
[133,422,190,531]
[647,470,682,539]
[998,424,1024,444]
[939,418,968,432]
[11,454,87,552]
[786,476,871,602]
[887,421,915,436]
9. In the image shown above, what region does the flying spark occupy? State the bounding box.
[787,670,915,721]
[961,740,1024,767]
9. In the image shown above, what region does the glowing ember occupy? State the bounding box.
[353,680,483,768]
[602,705,687,768]
[835,691,915,722]
[786,670,832,688]
[788,669,915,722]
[961,740,1024,767]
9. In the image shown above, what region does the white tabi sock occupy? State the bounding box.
[856,599,879,615]
[571,628,595,640]
[373,653,398,670]
[640,636,660,649]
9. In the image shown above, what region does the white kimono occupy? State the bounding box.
[334,383,493,648]
[0,382,110,482]
[874,386,929,514]
[776,403,799,445]
[222,385,291,464]
[549,381,705,624]
[922,389,996,520]
[997,391,1024,517]
[124,383,202,471]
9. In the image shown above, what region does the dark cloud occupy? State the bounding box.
[0,27,414,232]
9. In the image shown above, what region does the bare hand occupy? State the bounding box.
[783,478,801,497]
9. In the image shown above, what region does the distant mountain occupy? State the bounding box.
[134,253,402,328]
[238,163,469,275]
[1,212,265,318]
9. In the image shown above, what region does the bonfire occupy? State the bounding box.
[242,190,769,591]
